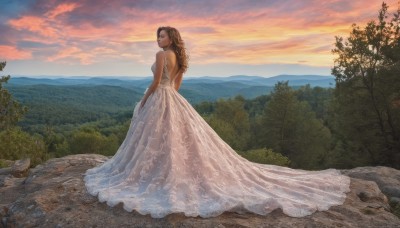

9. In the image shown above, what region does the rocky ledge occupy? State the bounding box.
[1,154,399,228]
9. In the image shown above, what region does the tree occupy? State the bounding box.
[203,95,251,151]
[68,127,119,156]
[0,62,27,130]
[295,85,334,121]
[258,81,298,152]
[194,101,215,115]
[0,127,48,167]
[259,81,332,169]
[0,62,48,167]
[331,2,400,168]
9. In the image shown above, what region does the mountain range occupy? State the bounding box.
[6,74,335,102]
[3,74,336,131]
[8,74,335,88]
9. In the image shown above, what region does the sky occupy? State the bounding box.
[0,0,399,78]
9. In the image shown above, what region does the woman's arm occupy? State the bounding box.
[174,70,183,91]
[140,51,165,108]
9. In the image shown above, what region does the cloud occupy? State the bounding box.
[0,45,32,60]
[1,0,398,76]
[46,2,80,19]
[8,16,59,38]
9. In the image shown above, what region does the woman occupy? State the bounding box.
[84,26,351,219]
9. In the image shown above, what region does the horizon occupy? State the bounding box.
[8,74,334,80]
[1,1,399,77]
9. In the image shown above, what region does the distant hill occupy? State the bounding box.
[7,85,143,128]
[7,76,152,89]
[8,74,335,88]
[7,75,334,103]
[183,74,334,86]
[4,74,335,132]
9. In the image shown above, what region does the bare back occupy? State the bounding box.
[164,50,180,82]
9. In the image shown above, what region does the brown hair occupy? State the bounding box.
[157,26,189,73]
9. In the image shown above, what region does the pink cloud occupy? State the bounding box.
[0,45,32,60]
[3,0,399,69]
[46,2,80,19]
[8,16,59,38]
[47,46,93,65]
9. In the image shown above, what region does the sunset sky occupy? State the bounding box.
[1,0,399,78]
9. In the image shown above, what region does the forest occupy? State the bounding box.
[0,3,399,170]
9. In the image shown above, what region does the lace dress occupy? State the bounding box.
[83,51,351,218]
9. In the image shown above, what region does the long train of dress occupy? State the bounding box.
[83,53,351,218]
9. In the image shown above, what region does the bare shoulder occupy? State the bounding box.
[154,51,165,63]
[156,50,175,61]
[155,51,164,58]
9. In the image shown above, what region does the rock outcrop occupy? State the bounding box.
[1,154,400,228]
[0,158,30,178]
[342,166,400,208]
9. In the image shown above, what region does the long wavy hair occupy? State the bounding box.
[157,26,189,73]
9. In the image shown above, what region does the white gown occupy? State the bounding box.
[83,51,351,218]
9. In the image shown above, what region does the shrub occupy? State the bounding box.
[237,148,290,166]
